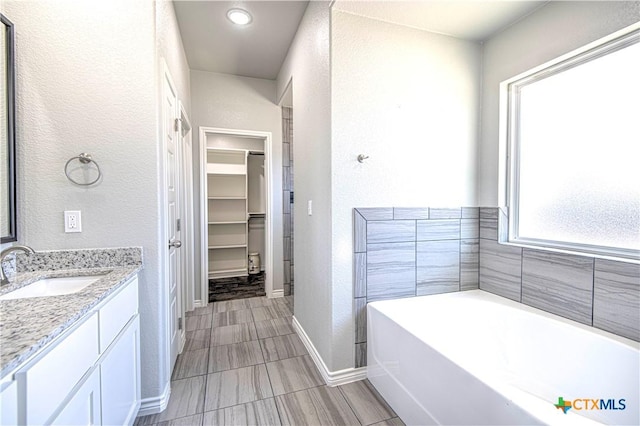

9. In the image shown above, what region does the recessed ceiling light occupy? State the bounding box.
[227,8,252,25]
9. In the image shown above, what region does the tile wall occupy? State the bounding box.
[353,207,480,367]
[353,207,640,368]
[282,107,294,296]
[478,207,640,342]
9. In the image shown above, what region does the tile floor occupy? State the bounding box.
[135,296,403,426]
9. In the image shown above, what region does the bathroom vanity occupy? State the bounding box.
[0,248,142,425]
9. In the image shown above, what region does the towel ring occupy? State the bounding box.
[64,153,102,186]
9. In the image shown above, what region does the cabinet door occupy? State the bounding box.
[0,380,17,425]
[17,313,99,425]
[50,368,101,426]
[100,315,140,426]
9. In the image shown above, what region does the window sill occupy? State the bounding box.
[498,238,640,265]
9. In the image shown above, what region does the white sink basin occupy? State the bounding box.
[0,275,105,300]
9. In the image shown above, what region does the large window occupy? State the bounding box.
[503,25,640,259]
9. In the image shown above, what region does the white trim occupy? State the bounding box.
[499,22,640,261]
[193,299,207,309]
[292,317,367,387]
[137,382,171,416]
[199,127,275,301]
[270,289,284,299]
[179,102,194,315]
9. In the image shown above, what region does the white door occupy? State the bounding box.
[163,66,182,373]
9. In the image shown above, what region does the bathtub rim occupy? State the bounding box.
[367,289,639,351]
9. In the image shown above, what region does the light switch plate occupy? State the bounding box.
[307,200,313,216]
[64,211,82,233]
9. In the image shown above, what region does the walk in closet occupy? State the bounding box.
[205,137,265,280]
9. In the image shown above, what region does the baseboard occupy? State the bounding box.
[292,316,367,387]
[270,289,284,299]
[179,332,186,353]
[193,299,206,308]
[136,381,170,417]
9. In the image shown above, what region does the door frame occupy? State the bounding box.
[178,101,192,352]
[199,127,275,303]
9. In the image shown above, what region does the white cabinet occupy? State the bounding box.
[17,314,99,425]
[2,275,140,426]
[100,316,140,426]
[207,149,249,278]
[50,368,101,426]
[0,381,17,425]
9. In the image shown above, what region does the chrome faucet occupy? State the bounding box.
[0,245,35,286]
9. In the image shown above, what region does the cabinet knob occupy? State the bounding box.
[169,239,182,249]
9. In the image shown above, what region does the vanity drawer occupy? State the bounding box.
[98,277,138,352]
[17,313,99,425]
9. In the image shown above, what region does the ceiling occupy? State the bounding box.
[173,1,309,79]
[333,1,547,41]
[173,1,547,81]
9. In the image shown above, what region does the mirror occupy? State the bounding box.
[1,14,16,243]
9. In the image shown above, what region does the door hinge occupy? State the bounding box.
[178,317,183,330]
[177,218,181,232]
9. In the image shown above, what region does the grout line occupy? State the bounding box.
[337,384,365,425]
[459,237,462,292]
[590,258,595,325]
[519,248,524,303]
[257,317,280,409]
[414,219,417,297]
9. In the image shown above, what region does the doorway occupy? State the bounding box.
[282,106,294,296]
[199,128,274,303]
[280,83,294,298]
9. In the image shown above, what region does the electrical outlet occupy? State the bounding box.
[64,211,82,233]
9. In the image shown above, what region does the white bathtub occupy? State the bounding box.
[367,290,639,425]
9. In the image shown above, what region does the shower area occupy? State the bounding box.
[282,107,294,296]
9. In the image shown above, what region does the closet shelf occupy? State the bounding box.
[207,171,247,176]
[208,268,248,278]
[208,244,247,250]
[208,196,247,200]
[208,221,247,225]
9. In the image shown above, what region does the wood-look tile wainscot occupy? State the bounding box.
[353,207,480,367]
[136,295,402,426]
[353,205,639,370]
[593,259,640,341]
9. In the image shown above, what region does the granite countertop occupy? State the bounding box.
[0,248,142,379]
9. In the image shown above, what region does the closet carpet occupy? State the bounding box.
[209,273,265,302]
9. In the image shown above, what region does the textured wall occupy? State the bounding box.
[276,1,335,370]
[156,0,191,118]
[4,0,169,401]
[190,70,284,301]
[331,10,481,370]
[478,1,640,205]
